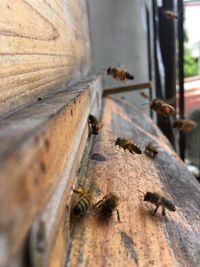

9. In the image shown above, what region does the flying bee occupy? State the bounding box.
[140,91,149,99]
[172,119,197,132]
[115,137,142,154]
[72,185,92,218]
[150,99,175,117]
[163,10,178,20]
[145,143,158,158]
[94,193,121,222]
[138,191,176,216]
[88,114,103,135]
[107,66,134,81]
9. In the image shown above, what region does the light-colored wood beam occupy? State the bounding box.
[0,0,92,118]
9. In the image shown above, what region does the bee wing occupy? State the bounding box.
[163,10,179,20]
[99,123,104,129]
[86,183,97,197]
[162,96,176,106]
[116,63,126,69]
[164,103,176,114]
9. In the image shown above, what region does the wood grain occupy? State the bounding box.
[28,124,91,267]
[0,0,92,118]
[67,97,200,267]
[0,76,102,267]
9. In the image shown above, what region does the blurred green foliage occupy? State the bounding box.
[184,46,198,77]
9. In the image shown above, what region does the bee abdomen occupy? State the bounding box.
[132,144,142,154]
[73,196,91,217]
[126,73,134,80]
[162,198,176,211]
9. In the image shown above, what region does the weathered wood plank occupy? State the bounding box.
[0,0,92,118]
[67,97,200,267]
[0,76,102,267]
[27,124,94,267]
[26,124,90,267]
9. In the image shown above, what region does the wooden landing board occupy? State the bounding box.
[67,97,200,267]
[0,76,102,267]
[0,0,92,118]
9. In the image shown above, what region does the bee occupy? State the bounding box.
[107,66,134,81]
[94,193,120,222]
[139,191,176,216]
[88,114,103,135]
[115,137,142,154]
[72,185,92,218]
[172,119,197,132]
[150,99,175,117]
[163,10,178,20]
[145,143,158,158]
[140,91,149,99]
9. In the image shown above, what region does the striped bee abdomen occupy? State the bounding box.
[162,198,176,211]
[131,144,142,154]
[73,196,91,217]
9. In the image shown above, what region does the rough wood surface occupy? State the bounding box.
[0,0,92,118]
[67,96,200,267]
[0,76,102,267]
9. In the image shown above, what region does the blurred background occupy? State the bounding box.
[88,0,200,181]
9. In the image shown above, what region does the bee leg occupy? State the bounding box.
[162,206,166,216]
[94,199,103,208]
[88,126,92,136]
[153,205,159,215]
[93,200,103,216]
[116,209,121,222]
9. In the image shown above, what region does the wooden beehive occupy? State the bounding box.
[0,1,200,267]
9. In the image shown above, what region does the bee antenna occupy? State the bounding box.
[137,190,145,195]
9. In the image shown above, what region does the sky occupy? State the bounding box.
[184,2,200,51]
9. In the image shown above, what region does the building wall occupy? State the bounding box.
[88,0,149,104]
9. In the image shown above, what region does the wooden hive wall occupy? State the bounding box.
[0,0,92,118]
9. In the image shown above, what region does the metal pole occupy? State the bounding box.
[178,0,185,160]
